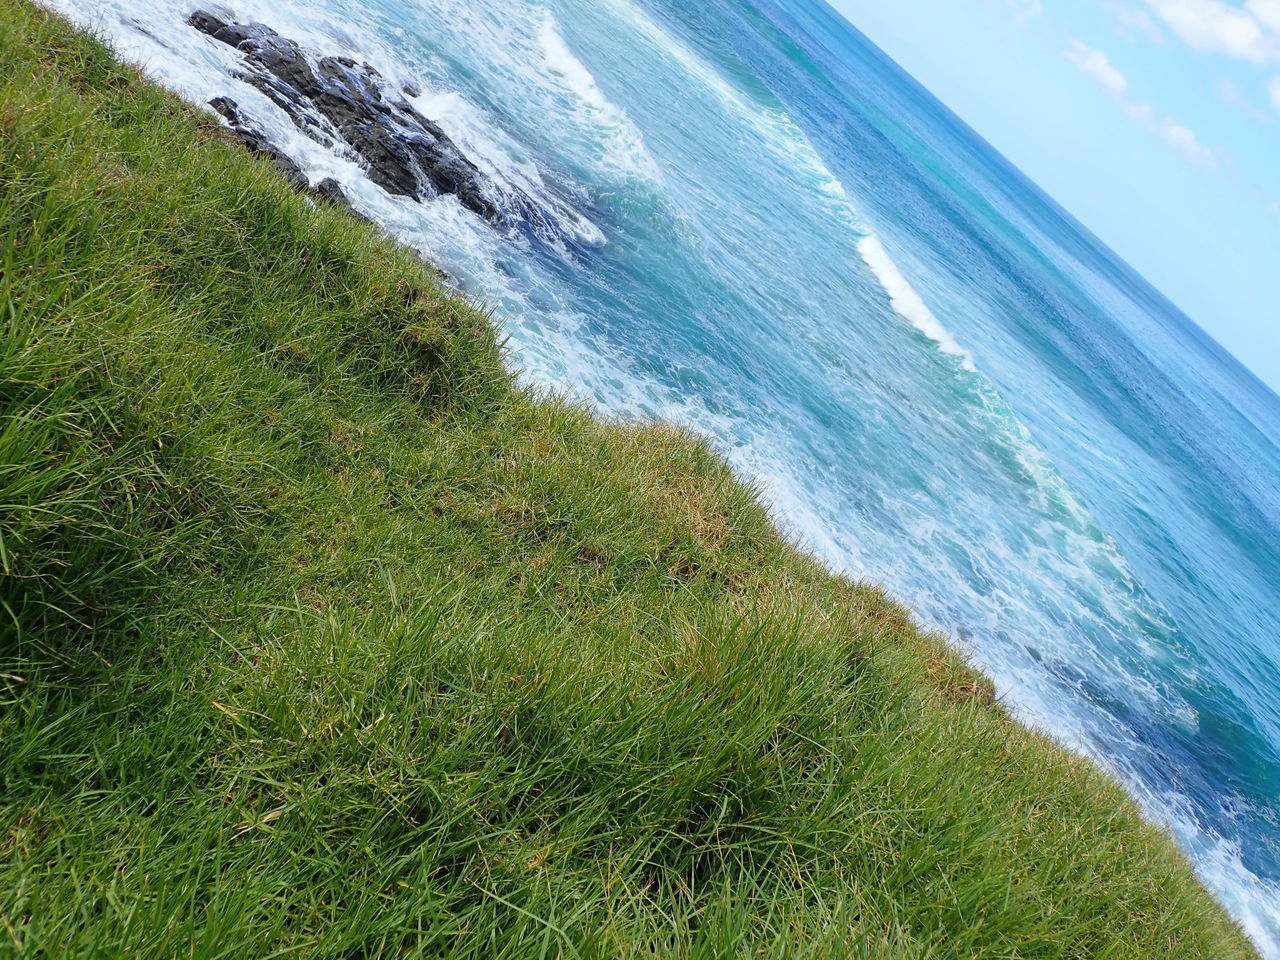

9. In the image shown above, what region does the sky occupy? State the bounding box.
[823,0,1280,393]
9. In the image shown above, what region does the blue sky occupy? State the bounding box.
[825,0,1280,392]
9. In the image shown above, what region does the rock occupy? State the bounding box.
[308,177,372,223]
[188,11,276,48]
[312,177,348,205]
[208,95,241,124]
[187,10,509,226]
[203,94,307,189]
[236,129,308,189]
[307,179,353,212]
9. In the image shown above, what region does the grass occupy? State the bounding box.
[0,3,1259,957]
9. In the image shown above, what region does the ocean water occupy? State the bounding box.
[44,0,1280,951]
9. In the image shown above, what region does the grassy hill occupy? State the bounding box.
[0,2,1258,957]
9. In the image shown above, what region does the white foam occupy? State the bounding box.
[858,235,978,372]
[1123,790,1280,957]
[535,11,661,185]
[1195,833,1280,954]
[413,87,606,247]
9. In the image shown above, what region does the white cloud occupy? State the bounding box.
[1008,0,1046,23]
[1248,0,1280,33]
[1159,118,1218,164]
[1217,77,1275,120]
[1124,100,1157,121]
[1145,0,1279,62]
[1066,40,1130,93]
[1066,38,1221,166]
[1100,1,1167,42]
[1142,2,1280,125]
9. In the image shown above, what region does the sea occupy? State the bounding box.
[41,0,1280,951]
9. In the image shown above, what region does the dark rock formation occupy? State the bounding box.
[208,95,307,189]
[312,177,349,206]
[188,11,535,229]
[208,96,362,219]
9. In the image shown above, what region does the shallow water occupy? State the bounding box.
[45,0,1280,950]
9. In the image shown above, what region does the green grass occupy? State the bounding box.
[0,3,1259,957]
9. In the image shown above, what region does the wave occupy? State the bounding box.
[857,235,978,372]
[599,0,826,170]
[535,10,661,185]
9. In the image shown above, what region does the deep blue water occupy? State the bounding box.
[49,0,1280,949]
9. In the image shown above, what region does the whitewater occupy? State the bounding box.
[43,0,1280,952]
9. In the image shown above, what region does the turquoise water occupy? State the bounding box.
[48,0,1280,949]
